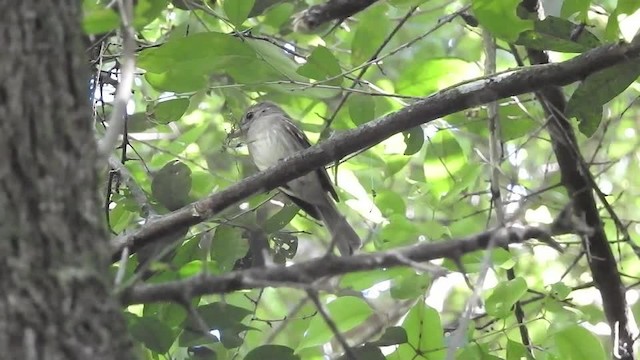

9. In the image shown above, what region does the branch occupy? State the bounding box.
[110,37,640,261]
[519,2,635,358]
[97,0,136,158]
[293,0,379,32]
[121,223,567,305]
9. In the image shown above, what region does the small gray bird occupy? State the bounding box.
[231,102,361,256]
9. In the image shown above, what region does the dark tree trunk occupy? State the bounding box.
[0,1,133,358]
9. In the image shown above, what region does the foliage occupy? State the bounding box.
[87,0,640,359]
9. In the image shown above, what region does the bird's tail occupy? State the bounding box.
[317,202,362,256]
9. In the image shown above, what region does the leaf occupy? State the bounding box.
[153,98,190,124]
[397,303,445,360]
[183,302,252,335]
[261,3,295,29]
[245,345,299,360]
[134,0,169,30]
[348,95,376,125]
[561,0,590,19]
[271,231,298,263]
[138,32,255,92]
[297,46,343,86]
[298,296,373,350]
[262,203,300,233]
[151,160,192,211]
[566,59,640,136]
[397,58,477,97]
[338,344,385,360]
[369,326,408,346]
[554,325,607,360]
[223,0,255,27]
[471,0,534,42]
[515,16,601,53]
[403,126,424,155]
[340,267,413,291]
[486,277,528,319]
[390,272,430,299]
[549,282,572,300]
[379,214,419,249]
[211,225,249,272]
[506,339,528,360]
[351,4,390,66]
[424,129,467,195]
[82,1,119,34]
[129,316,175,354]
[373,190,406,217]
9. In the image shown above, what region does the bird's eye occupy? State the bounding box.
[245,111,254,121]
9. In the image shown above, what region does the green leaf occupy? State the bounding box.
[271,231,298,263]
[389,0,428,7]
[138,32,255,92]
[211,225,249,272]
[298,296,373,350]
[515,16,601,53]
[506,339,528,360]
[348,95,376,125]
[390,272,430,299]
[223,0,255,27]
[351,4,390,66]
[397,58,477,97]
[424,129,466,196]
[151,160,192,211]
[338,344,385,360]
[178,260,219,277]
[471,0,534,42]
[373,190,406,217]
[297,46,343,86]
[397,303,445,360]
[379,214,419,249]
[340,268,414,291]
[447,248,513,273]
[617,0,640,15]
[188,302,252,331]
[262,203,300,233]
[554,325,606,360]
[561,0,590,19]
[245,345,299,360]
[369,326,408,346]
[82,0,119,34]
[566,59,640,136]
[129,316,175,354]
[549,282,572,300]
[262,3,295,29]
[134,0,169,29]
[486,277,528,319]
[403,126,424,155]
[153,98,190,124]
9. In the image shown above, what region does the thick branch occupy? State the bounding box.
[293,0,379,32]
[110,37,640,260]
[519,2,634,358]
[121,224,560,305]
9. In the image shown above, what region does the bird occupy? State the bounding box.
[230,101,362,256]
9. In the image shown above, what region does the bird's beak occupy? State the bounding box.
[227,126,243,139]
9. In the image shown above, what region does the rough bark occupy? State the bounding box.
[0,1,134,359]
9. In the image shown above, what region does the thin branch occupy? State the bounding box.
[307,290,356,359]
[121,222,571,305]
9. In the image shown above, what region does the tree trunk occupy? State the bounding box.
[0,1,133,358]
